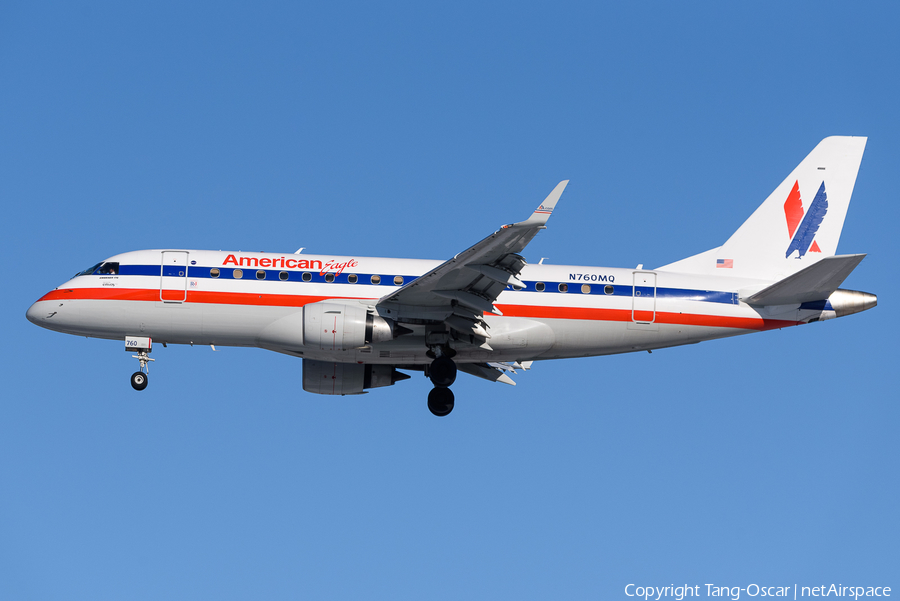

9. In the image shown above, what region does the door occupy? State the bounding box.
[160,251,189,302]
[632,271,656,323]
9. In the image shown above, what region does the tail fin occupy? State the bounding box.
[659,136,867,281]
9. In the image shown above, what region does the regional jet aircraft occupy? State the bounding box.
[27,136,876,415]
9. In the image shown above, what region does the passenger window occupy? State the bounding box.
[233,269,243,279]
[279,271,289,281]
[581,284,590,294]
[325,273,335,283]
[558,283,568,293]
[302,272,312,282]
[604,285,614,295]
[348,274,358,284]
[394,276,404,285]
[256,270,266,280]
[371,275,381,285]
[535,282,545,292]
[210,268,220,278]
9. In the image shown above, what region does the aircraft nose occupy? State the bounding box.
[26,296,61,328]
[26,300,45,325]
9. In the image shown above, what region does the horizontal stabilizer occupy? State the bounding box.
[458,363,516,386]
[743,254,866,306]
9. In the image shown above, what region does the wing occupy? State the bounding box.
[376,181,568,334]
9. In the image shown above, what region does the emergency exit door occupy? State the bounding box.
[632,271,657,323]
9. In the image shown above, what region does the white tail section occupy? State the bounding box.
[659,136,867,281]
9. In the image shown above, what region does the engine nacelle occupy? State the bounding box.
[302,359,409,395]
[303,302,395,351]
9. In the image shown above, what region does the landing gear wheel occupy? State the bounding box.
[427,387,455,417]
[131,371,148,391]
[429,356,457,387]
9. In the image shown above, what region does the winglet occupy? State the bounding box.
[514,180,569,227]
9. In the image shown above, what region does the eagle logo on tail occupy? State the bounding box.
[784,180,827,258]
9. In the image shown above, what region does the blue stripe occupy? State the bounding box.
[119,265,161,276]
[799,299,834,311]
[121,264,416,285]
[115,264,739,304]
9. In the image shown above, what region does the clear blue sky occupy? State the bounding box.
[2,2,897,599]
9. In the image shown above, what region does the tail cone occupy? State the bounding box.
[828,289,877,317]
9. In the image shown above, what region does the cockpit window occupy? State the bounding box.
[76,262,119,276]
[95,262,119,275]
[76,262,105,277]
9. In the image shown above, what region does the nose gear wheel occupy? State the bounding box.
[131,371,148,391]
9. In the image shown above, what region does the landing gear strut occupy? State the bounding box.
[130,349,154,391]
[427,350,457,417]
[126,336,154,391]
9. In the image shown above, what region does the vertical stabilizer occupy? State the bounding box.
[659,136,867,281]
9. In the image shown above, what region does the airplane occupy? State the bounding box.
[26,136,876,416]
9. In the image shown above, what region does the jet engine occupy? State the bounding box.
[303,302,395,351]
[302,359,410,395]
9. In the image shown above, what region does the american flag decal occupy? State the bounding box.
[716,259,733,269]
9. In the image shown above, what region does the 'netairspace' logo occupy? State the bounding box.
[624,583,891,600]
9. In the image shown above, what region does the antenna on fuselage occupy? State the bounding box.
[294,248,305,254]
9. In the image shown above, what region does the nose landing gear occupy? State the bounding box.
[126,336,154,391]
[130,349,154,390]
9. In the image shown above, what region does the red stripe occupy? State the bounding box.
[496,304,798,331]
[38,287,369,307]
[38,288,800,331]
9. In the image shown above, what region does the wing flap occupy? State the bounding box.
[433,290,501,315]
[466,264,525,287]
[457,363,517,386]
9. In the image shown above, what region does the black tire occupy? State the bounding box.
[427,387,454,417]
[429,356,457,387]
[131,371,148,391]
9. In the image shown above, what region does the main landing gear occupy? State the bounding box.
[427,354,457,417]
